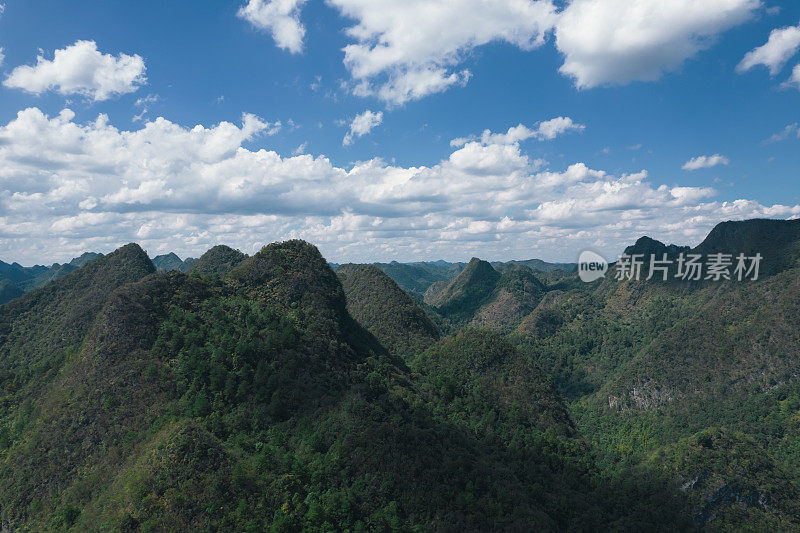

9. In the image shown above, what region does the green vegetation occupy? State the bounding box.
[372,260,463,295]
[470,265,546,332]
[151,252,192,272]
[0,280,22,306]
[337,264,440,359]
[191,245,248,277]
[425,257,501,324]
[2,240,662,531]
[0,244,155,454]
[648,428,800,529]
[0,252,105,301]
[2,219,800,530]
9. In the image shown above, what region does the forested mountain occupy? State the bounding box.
[370,260,464,295]
[0,260,48,286]
[368,258,574,297]
[2,219,800,530]
[493,258,577,273]
[190,245,248,276]
[336,264,440,358]
[1,240,659,531]
[425,258,501,323]
[151,252,196,272]
[0,251,105,301]
[508,219,800,529]
[0,280,22,306]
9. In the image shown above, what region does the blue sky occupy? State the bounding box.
[0,0,799,264]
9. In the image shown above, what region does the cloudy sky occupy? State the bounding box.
[1,0,799,265]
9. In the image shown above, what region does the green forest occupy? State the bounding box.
[2,219,800,530]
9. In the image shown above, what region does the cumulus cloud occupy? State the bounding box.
[0,108,797,265]
[343,110,383,146]
[451,117,585,147]
[554,0,760,88]
[238,0,762,101]
[737,22,800,75]
[682,154,730,171]
[238,0,308,54]
[327,0,557,104]
[0,47,4,68]
[3,40,146,101]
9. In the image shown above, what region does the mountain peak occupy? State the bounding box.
[151,252,187,272]
[693,218,800,275]
[190,245,247,276]
[624,236,689,257]
[337,264,439,358]
[470,265,545,332]
[230,240,346,316]
[426,257,500,320]
[69,251,103,268]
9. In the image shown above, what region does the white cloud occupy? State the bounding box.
[343,110,383,145]
[682,154,730,171]
[763,123,799,143]
[327,0,557,104]
[451,117,585,147]
[238,0,308,54]
[788,63,800,89]
[737,23,800,75]
[555,0,761,88]
[0,107,796,265]
[3,40,146,101]
[133,94,160,122]
[0,47,4,68]
[237,0,762,102]
[536,116,586,140]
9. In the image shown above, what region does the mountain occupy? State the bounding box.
[413,330,575,437]
[190,245,247,276]
[509,218,800,529]
[649,428,800,529]
[0,252,105,299]
[493,258,577,272]
[68,251,103,268]
[337,264,440,358]
[151,252,187,271]
[19,262,77,291]
[0,243,156,462]
[3,218,800,530]
[420,259,550,333]
[0,279,22,305]
[623,236,690,257]
[470,265,546,332]
[425,258,501,322]
[0,240,642,530]
[692,218,800,276]
[373,260,464,294]
[0,260,46,285]
[371,258,571,296]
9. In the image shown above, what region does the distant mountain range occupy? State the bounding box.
[0,249,573,305]
[0,252,103,303]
